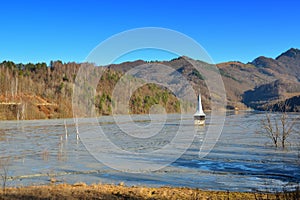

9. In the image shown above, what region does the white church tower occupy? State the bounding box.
[194,94,205,125]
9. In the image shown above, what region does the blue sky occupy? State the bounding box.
[0,0,299,65]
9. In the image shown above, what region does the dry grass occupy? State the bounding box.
[0,183,298,200]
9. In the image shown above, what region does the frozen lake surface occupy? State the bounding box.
[0,111,299,192]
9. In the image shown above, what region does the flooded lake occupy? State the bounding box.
[0,111,299,192]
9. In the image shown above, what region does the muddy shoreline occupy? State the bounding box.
[0,183,299,200]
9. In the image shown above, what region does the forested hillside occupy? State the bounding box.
[0,61,181,120]
[1,48,299,120]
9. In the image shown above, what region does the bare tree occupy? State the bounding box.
[280,112,297,149]
[259,102,299,149]
[0,157,10,193]
[261,113,280,148]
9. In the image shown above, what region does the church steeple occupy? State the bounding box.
[194,94,205,125]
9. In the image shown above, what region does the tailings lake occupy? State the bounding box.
[0,111,299,192]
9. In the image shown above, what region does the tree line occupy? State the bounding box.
[0,61,183,120]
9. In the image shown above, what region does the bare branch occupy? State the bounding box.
[259,100,298,149]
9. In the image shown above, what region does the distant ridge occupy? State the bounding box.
[0,48,299,119]
[276,48,300,60]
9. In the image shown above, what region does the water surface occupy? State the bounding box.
[0,111,299,192]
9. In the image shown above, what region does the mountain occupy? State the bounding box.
[216,61,275,109]
[275,48,300,81]
[249,48,300,81]
[243,79,300,110]
[0,48,299,120]
[241,48,300,110]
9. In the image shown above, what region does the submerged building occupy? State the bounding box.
[194,94,205,125]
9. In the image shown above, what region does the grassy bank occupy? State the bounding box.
[0,183,299,200]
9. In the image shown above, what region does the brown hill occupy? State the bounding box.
[249,49,300,82]
[216,61,275,109]
[241,48,300,110]
[258,95,300,112]
[0,48,300,119]
[242,79,300,110]
[275,48,300,81]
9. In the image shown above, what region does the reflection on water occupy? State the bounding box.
[0,111,299,192]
